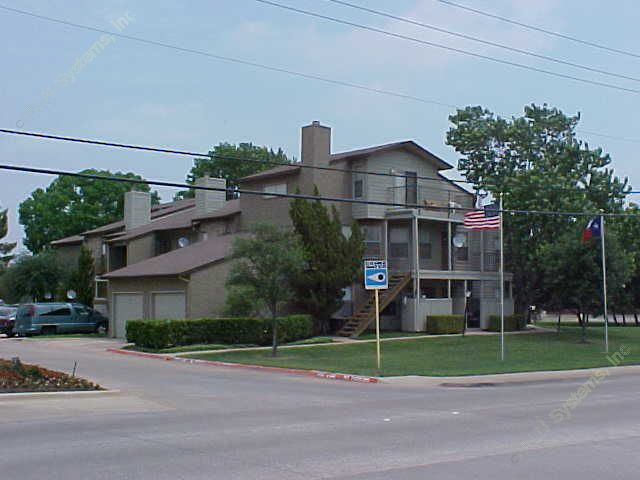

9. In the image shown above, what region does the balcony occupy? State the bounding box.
[387,185,473,220]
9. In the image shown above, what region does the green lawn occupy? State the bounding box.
[356,331,427,341]
[185,326,640,377]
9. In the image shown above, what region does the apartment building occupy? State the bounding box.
[51,121,513,337]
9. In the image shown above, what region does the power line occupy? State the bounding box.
[1,163,638,217]
[254,0,640,94]
[0,127,473,189]
[2,4,639,145]
[324,0,640,84]
[0,4,455,110]
[437,0,640,60]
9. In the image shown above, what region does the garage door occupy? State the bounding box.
[152,292,186,320]
[113,293,144,338]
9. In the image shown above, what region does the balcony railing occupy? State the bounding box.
[387,186,473,218]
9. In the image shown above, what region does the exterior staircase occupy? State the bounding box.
[336,272,412,338]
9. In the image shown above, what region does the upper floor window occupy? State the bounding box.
[353,174,365,199]
[263,183,287,199]
[405,171,417,204]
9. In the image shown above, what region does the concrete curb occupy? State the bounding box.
[0,389,121,401]
[106,348,379,384]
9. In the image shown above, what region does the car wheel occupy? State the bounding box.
[95,323,107,335]
[41,326,56,336]
[7,329,16,338]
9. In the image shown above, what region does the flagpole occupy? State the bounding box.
[601,214,609,354]
[500,192,505,362]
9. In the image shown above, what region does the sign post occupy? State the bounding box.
[364,260,388,371]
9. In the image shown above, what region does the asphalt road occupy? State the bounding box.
[1,337,639,479]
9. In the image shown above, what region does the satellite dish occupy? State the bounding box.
[452,233,467,248]
[66,289,77,300]
[178,237,190,248]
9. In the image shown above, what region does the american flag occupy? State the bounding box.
[464,202,501,230]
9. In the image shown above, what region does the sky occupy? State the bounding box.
[1,0,640,250]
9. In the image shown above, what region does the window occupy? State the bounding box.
[354,179,364,198]
[362,224,381,258]
[74,305,90,316]
[95,278,109,299]
[262,183,287,198]
[405,171,417,204]
[41,307,71,316]
[418,225,432,260]
[389,226,409,258]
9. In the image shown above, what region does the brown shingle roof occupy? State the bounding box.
[103,234,238,279]
[239,165,300,183]
[50,234,84,246]
[192,198,241,221]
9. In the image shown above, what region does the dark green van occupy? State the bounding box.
[15,303,108,336]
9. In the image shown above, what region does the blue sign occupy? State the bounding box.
[364,260,388,290]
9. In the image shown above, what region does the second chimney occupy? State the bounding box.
[195,176,226,216]
[124,190,151,230]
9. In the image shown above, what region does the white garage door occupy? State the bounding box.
[113,293,144,339]
[152,292,186,320]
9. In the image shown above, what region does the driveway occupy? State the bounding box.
[1,337,639,479]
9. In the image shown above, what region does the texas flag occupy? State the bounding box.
[582,217,602,242]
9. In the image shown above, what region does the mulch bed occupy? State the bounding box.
[0,358,101,393]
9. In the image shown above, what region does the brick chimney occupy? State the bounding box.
[123,191,151,230]
[301,121,331,167]
[195,176,226,216]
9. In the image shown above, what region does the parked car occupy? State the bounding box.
[0,305,17,337]
[14,303,108,336]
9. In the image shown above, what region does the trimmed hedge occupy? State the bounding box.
[426,315,465,334]
[486,314,526,332]
[126,315,314,350]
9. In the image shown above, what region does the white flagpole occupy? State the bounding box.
[601,214,609,353]
[500,193,505,362]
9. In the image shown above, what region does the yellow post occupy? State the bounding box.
[375,288,381,371]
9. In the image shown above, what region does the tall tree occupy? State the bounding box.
[226,224,304,356]
[0,206,16,269]
[446,104,629,313]
[70,245,96,307]
[289,187,364,333]
[19,169,159,253]
[176,143,292,199]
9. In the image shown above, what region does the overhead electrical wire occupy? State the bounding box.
[1,164,637,217]
[253,0,640,94]
[437,0,640,61]
[324,0,640,84]
[1,4,639,144]
[0,128,633,198]
[0,127,472,188]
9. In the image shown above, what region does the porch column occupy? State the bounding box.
[480,230,485,272]
[383,219,388,263]
[447,222,452,271]
[413,211,419,325]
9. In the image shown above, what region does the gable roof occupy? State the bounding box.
[330,141,453,170]
[103,234,238,278]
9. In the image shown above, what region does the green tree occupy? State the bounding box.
[539,228,634,342]
[226,224,304,356]
[0,205,16,269]
[69,245,95,307]
[19,169,159,253]
[223,285,265,317]
[289,187,364,333]
[446,104,629,313]
[176,143,292,199]
[0,252,65,303]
